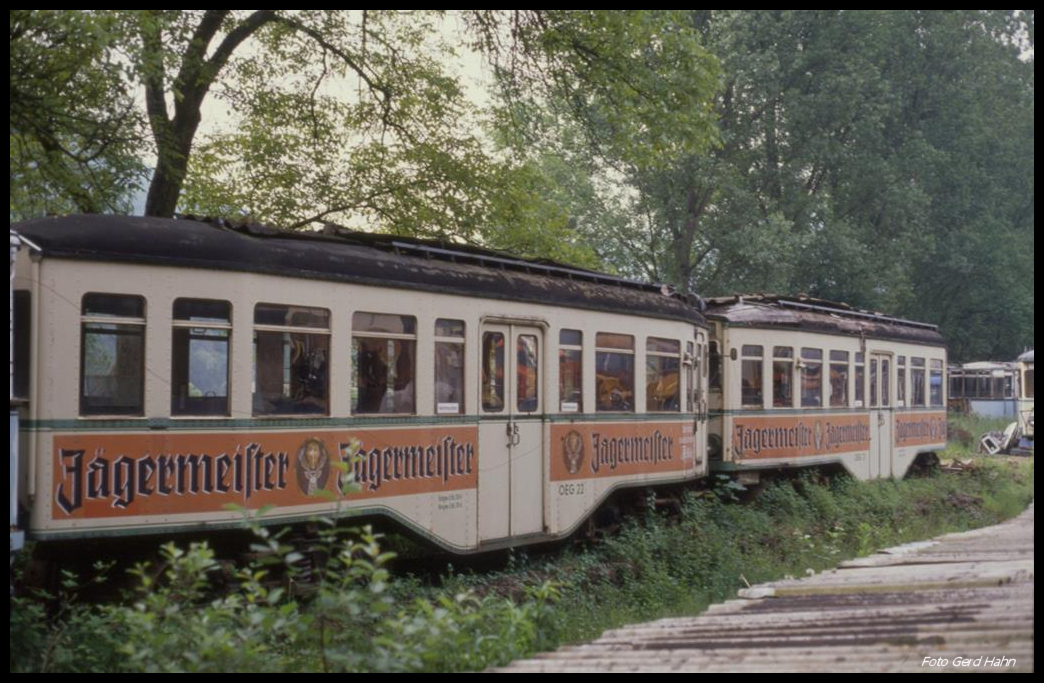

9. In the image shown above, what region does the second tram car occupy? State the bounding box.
[704,295,947,481]
[11,215,948,554]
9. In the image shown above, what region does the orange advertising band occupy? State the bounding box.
[52,426,479,520]
[551,422,689,481]
[894,412,948,447]
[731,415,871,460]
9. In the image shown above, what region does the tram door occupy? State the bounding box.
[478,324,545,542]
[869,352,893,479]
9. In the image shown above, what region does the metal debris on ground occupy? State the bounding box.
[939,458,977,473]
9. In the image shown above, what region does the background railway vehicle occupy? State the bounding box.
[1016,350,1033,440]
[976,350,1034,456]
[947,361,1020,420]
[702,295,948,482]
[10,214,710,558]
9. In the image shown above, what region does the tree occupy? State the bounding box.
[11,10,721,266]
[509,11,1033,359]
[10,11,147,217]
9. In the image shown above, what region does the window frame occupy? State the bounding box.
[351,311,417,416]
[595,332,635,413]
[434,318,466,415]
[79,293,146,417]
[253,303,331,417]
[646,336,682,413]
[171,298,232,417]
[559,329,583,413]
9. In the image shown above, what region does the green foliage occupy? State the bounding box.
[10,520,561,673]
[10,10,148,217]
[505,10,1033,358]
[477,10,721,169]
[10,454,1032,672]
[10,563,127,673]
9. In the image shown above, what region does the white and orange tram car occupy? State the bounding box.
[10,215,946,554]
[703,295,947,482]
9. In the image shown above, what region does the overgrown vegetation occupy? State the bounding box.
[11,428,1033,672]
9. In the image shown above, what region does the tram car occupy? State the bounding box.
[703,295,947,481]
[10,216,949,555]
[1016,350,1033,439]
[947,361,1019,420]
[10,215,709,553]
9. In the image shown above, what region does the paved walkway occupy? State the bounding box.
[496,503,1034,672]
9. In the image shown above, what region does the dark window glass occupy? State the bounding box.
[517,335,539,412]
[482,332,505,412]
[435,319,465,414]
[560,331,582,412]
[830,351,849,408]
[254,304,329,415]
[741,346,763,408]
[83,293,144,318]
[647,338,681,412]
[255,304,328,328]
[560,329,582,346]
[597,333,634,412]
[81,294,145,416]
[172,299,231,416]
[801,348,822,408]
[930,360,944,406]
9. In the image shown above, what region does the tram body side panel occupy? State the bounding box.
[713,325,946,481]
[33,425,482,549]
[20,256,706,551]
[547,417,699,538]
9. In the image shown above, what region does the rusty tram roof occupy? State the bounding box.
[704,294,944,347]
[11,214,705,326]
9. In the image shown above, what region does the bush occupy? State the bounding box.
[10,454,1032,672]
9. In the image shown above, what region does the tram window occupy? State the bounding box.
[596,332,634,412]
[911,358,926,406]
[854,353,866,407]
[14,291,30,399]
[434,319,465,414]
[870,358,878,407]
[352,312,416,415]
[1025,368,1034,399]
[686,341,695,413]
[882,358,891,407]
[80,294,146,416]
[517,335,539,413]
[172,299,231,416]
[801,348,823,407]
[897,357,907,406]
[929,360,944,406]
[559,329,583,413]
[773,346,794,408]
[740,345,763,408]
[253,304,330,416]
[482,332,505,412]
[829,350,849,408]
[647,337,681,412]
[708,341,722,390]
